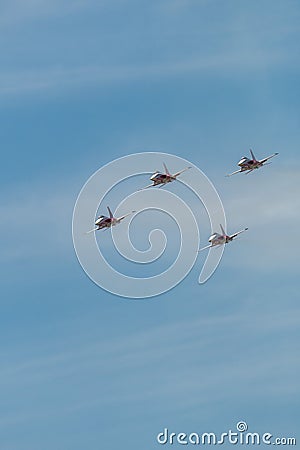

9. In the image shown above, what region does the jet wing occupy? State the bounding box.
[198,243,213,252]
[173,166,192,178]
[226,169,242,177]
[259,152,279,164]
[138,183,157,191]
[229,227,248,239]
[85,227,98,234]
[117,211,136,222]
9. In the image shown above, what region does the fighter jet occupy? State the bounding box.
[226,150,279,176]
[199,224,248,251]
[140,163,191,190]
[86,206,135,233]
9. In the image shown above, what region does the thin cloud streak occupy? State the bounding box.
[0,0,100,27]
[1,166,299,271]
[0,305,298,427]
[0,47,293,98]
[219,166,300,271]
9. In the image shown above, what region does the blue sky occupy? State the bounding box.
[0,0,299,448]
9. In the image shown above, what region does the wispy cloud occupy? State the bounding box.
[0,181,75,263]
[0,47,293,98]
[1,0,299,98]
[1,164,299,274]
[0,304,298,429]
[218,166,300,271]
[0,0,97,27]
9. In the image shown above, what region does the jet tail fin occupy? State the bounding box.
[250,149,256,161]
[163,162,171,176]
[107,206,114,219]
[220,224,226,236]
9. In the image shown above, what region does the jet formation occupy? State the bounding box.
[87,151,278,259]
